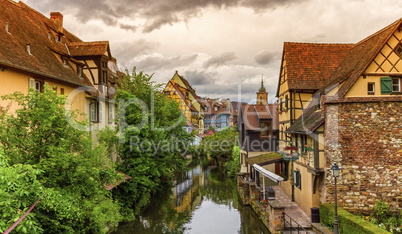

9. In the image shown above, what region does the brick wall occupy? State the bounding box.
[324,101,402,215]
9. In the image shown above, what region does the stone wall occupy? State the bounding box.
[324,101,402,215]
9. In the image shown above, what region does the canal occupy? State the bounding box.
[113,159,270,234]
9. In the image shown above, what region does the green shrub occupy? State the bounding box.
[320,203,390,234]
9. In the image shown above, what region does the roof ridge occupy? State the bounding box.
[17,1,51,21]
[355,18,402,46]
[69,41,109,45]
[285,41,355,46]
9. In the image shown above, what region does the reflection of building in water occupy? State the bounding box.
[171,165,210,213]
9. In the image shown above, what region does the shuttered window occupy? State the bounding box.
[380,77,392,94]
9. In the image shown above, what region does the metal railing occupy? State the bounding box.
[283,212,313,234]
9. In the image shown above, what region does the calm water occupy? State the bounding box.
[113,159,270,234]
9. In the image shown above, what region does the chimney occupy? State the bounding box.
[50,12,63,33]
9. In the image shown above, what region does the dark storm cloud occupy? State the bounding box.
[113,39,160,63]
[26,0,302,32]
[254,50,278,65]
[135,54,199,71]
[184,70,217,85]
[203,52,237,68]
[119,23,137,32]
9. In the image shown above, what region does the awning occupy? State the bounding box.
[253,164,284,183]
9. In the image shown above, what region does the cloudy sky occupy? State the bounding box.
[23,0,402,103]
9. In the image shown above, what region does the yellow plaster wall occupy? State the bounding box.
[0,69,87,121]
[0,69,28,113]
[293,163,319,216]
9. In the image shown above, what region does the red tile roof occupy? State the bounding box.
[326,18,402,98]
[241,104,278,131]
[281,42,354,91]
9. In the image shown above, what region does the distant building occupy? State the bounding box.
[238,81,279,173]
[0,0,121,131]
[199,98,232,131]
[163,71,204,134]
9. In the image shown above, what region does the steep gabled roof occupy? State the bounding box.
[326,18,402,97]
[241,104,278,131]
[278,42,353,94]
[0,0,114,88]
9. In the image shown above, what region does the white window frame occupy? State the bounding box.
[392,78,400,92]
[108,102,115,124]
[90,102,99,123]
[367,82,375,95]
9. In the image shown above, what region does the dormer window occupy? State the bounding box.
[77,66,83,77]
[214,106,218,111]
[55,34,61,42]
[26,44,32,55]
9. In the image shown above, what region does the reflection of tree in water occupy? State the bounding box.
[113,158,270,234]
[198,166,238,208]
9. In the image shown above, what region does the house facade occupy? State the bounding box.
[200,98,232,131]
[239,82,279,173]
[276,42,353,214]
[0,0,120,131]
[277,19,402,216]
[163,71,204,134]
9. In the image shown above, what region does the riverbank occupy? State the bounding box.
[236,173,334,234]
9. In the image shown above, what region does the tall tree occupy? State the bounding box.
[112,68,192,218]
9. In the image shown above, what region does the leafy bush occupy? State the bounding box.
[0,86,123,233]
[370,201,402,233]
[320,203,389,234]
[225,145,240,177]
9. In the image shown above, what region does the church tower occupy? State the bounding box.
[256,79,268,105]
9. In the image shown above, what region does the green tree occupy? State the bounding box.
[200,127,239,161]
[0,86,122,233]
[112,68,191,219]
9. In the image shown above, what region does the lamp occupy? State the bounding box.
[331,162,340,177]
[331,162,340,234]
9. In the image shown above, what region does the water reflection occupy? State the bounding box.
[114,159,270,234]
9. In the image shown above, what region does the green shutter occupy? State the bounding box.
[380,77,392,94]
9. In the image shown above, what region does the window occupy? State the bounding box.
[260,121,272,138]
[29,78,43,92]
[164,91,170,95]
[368,82,375,95]
[204,106,208,111]
[300,135,307,153]
[108,102,115,124]
[214,106,218,111]
[77,66,83,77]
[62,57,68,66]
[285,94,289,109]
[294,170,301,189]
[392,78,400,92]
[60,88,65,95]
[90,102,99,122]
